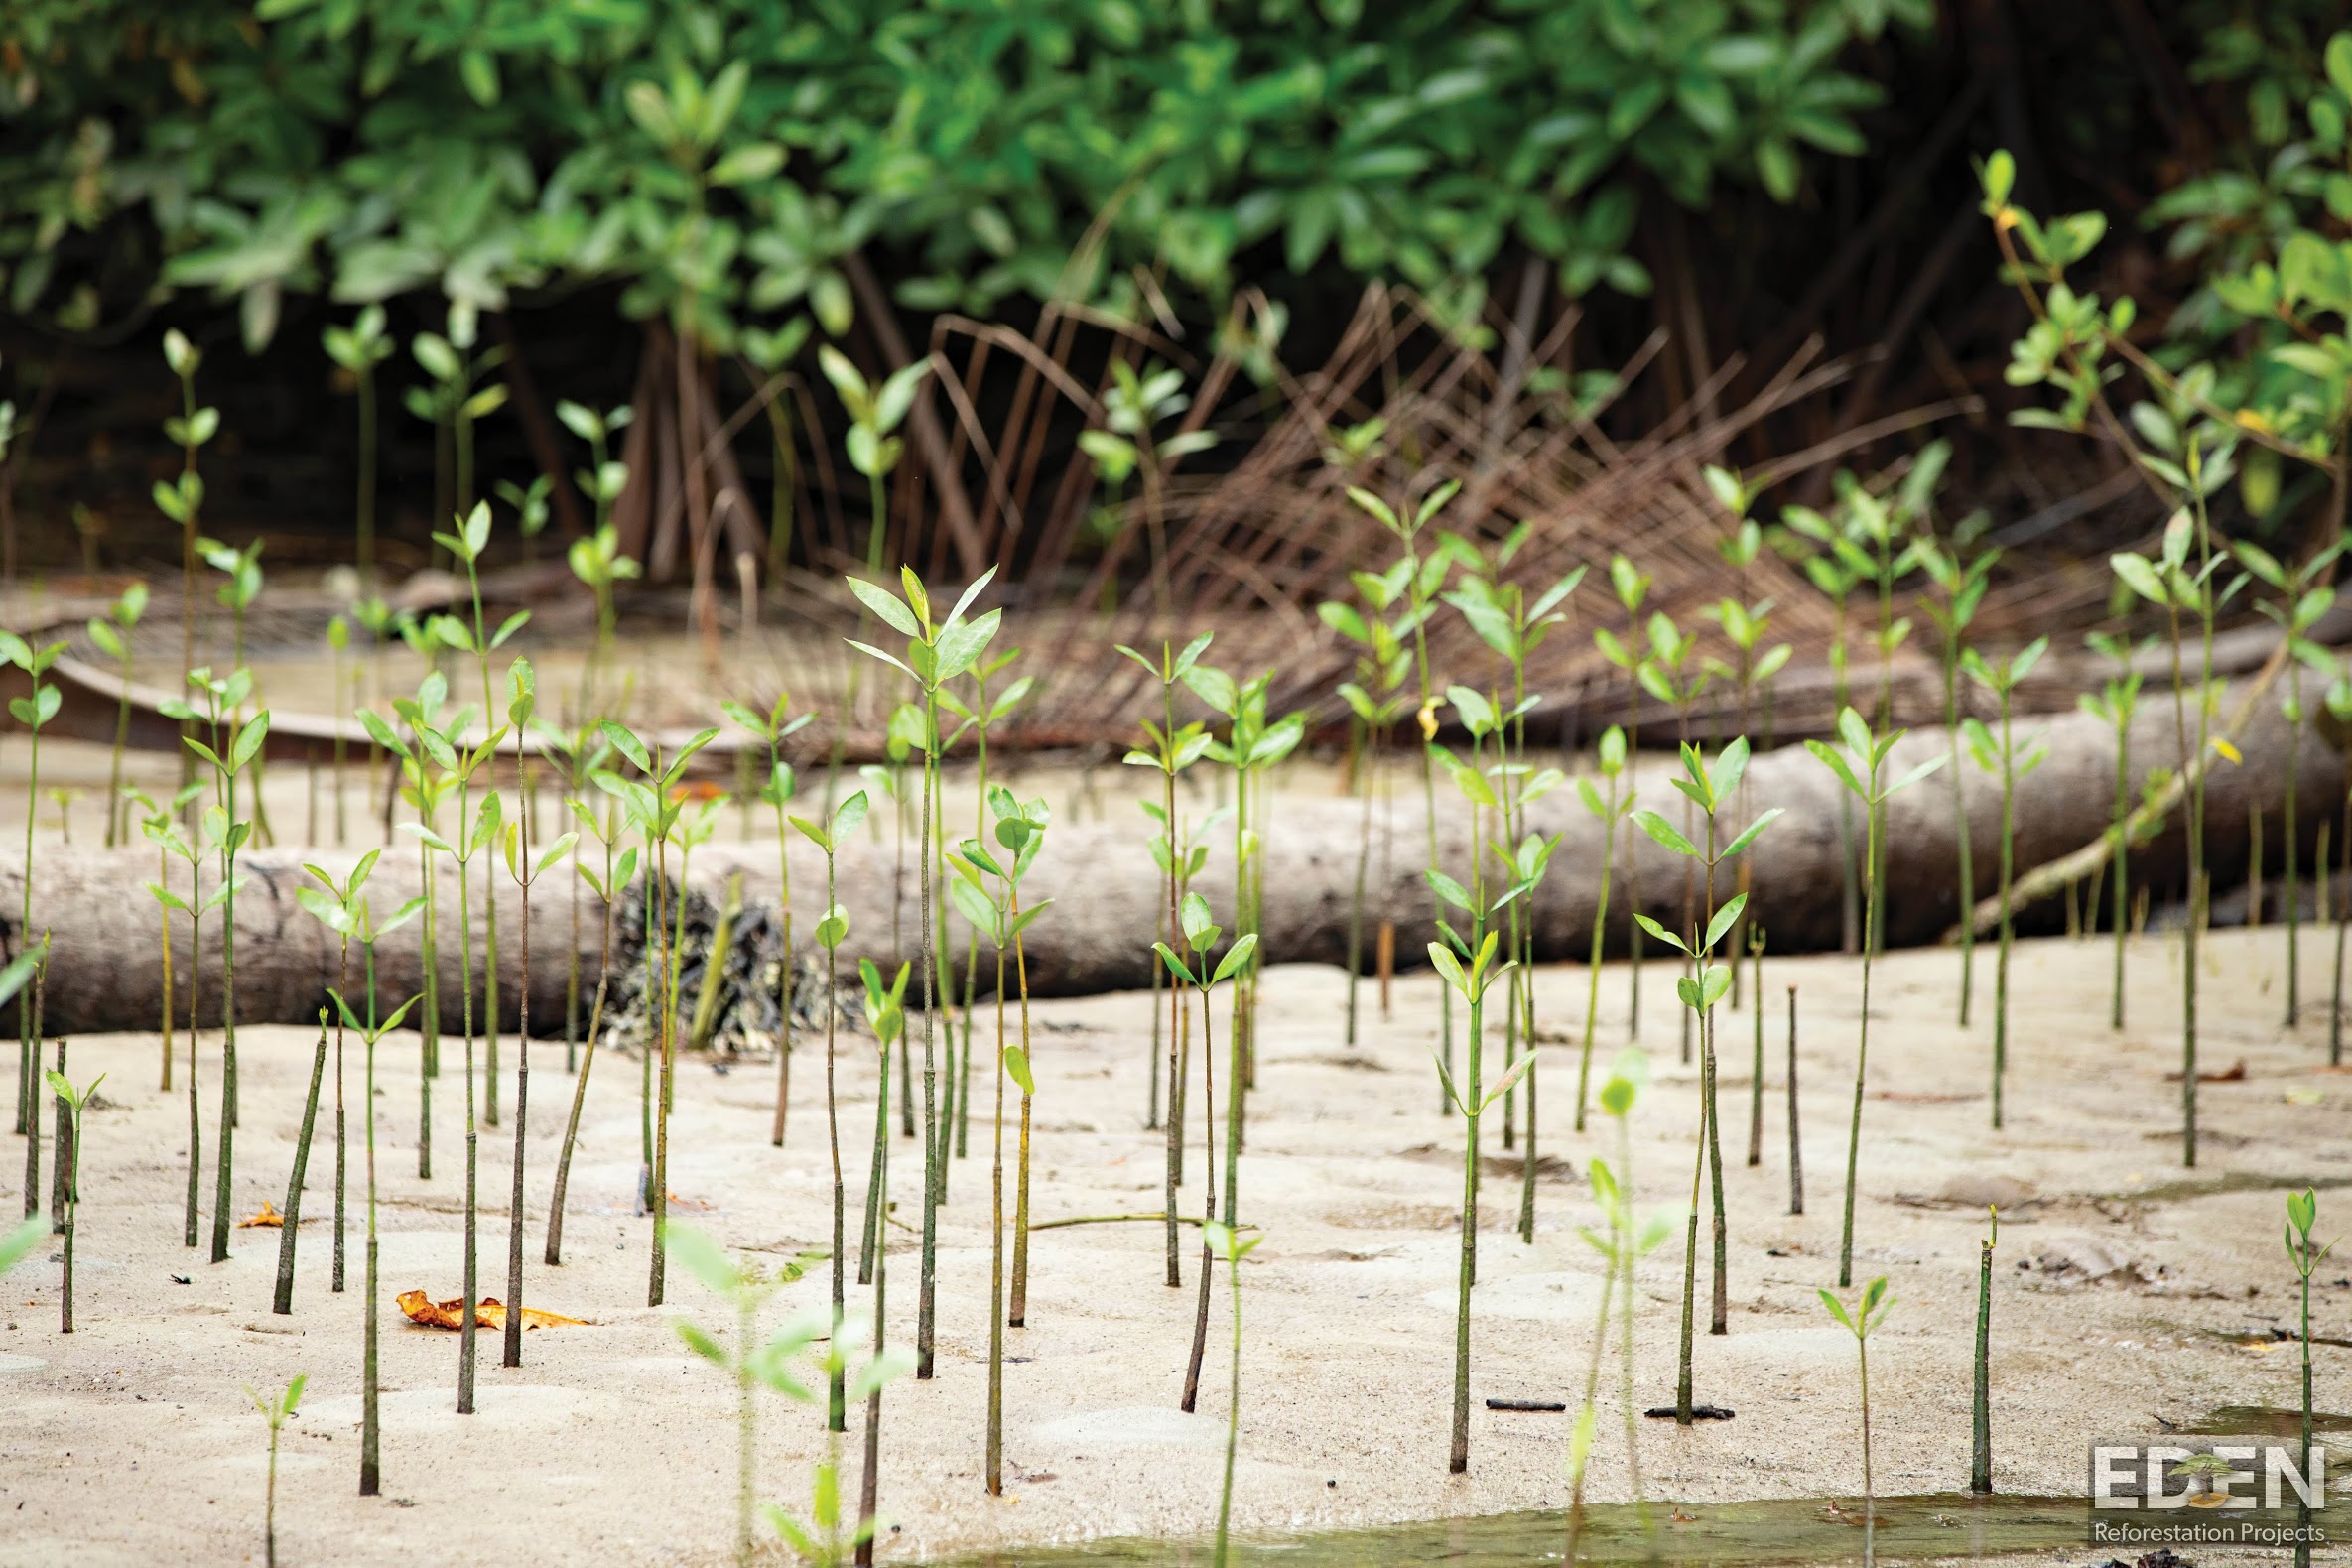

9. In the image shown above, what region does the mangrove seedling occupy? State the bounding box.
[1633,740,1781,1376]
[1204,1219,1264,1568]
[2078,632,2150,1030]
[1596,554,1654,1033]
[937,647,1030,1166]
[1778,501,1873,952]
[2331,667,2352,1065]
[269,1009,332,1316]
[175,669,268,1265]
[949,813,1055,1488]
[2111,465,2239,1168]
[596,719,719,1306]
[817,346,932,577]
[3,629,63,1165]
[367,676,467,1180]
[1698,587,1790,1010]
[547,808,636,1267]
[154,327,215,719]
[434,500,533,1129]
[768,1316,912,1568]
[327,614,352,844]
[1490,811,1567,1242]
[790,789,868,1426]
[853,956,910,1566]
[243,1373,306,1568]
[1573,726,1634,1132]
[1427,920,1531,1471]
[143,801,212,1245]
[323,304,392,585]
[45,1062,101,1333]
[721,693,814,1147]
[1152,894,1256,1416]
[2235,540,2339,1026]
[1973,1206,1998,1494]
[666,1224,828,1568]
[1818,1276,1895,1568]
[1961,639,2051,1129]
[500,665,576,1368]
[404,703,506,1409]
[1319,562,1416,1044]
[196,537,272,843]
[1077,358,1219,616]
[2285,1189,2334,1568]
[1185,661,1303,1211]
[1912,523,1995,1025]
[405,317,507,538]
[564,516,640,720]
[1634,613,1712,1065]
[1807,709,1943,1286]
[85,580,148,848]
[1115,633,1215,1271]
[989,791,1051,1329]
[328,896,425,1497]
[1565,1051,1675,1566]
[845,563,1003,1379]
[1348,482,1460,1096]
[294,851,380,1296]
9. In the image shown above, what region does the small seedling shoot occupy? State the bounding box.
[2285,1190,2334,1568]
[665,1224,827,1567]
[45,1061,101,1333]
[1973,1206,1998,1494]
[1204,1218,1264,1568]
[1818,1275,1895,1568]
[243,1373,306,1568]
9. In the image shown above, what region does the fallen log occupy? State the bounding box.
[2,683,2336,1034]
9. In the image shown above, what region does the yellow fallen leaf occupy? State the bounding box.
[396,1290,588,1331]
[237,1201,285,1229]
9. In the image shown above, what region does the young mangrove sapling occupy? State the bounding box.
[1960,639,2051,1128]
[1151,893,1255,1415]
[547,802,633,1266]
[2234,540,2339,1026]
[853,956,910,1566]
[500,662,575,1367]
[723,693,815,1147]
[789,789,867,1427]
[948,810,1054,1488]
[844,564,1003,1380]
[268,1009,332,1316]
[1806,709,1945,1287]
[1114,634,1215,1281]
[1633,740,1781,1381]
[329,897,425,1496]
[1573,726,1634,1132]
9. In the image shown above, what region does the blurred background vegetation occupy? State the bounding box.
[0,0,2347,619]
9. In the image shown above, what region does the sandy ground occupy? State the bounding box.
[1,922,2347,1567]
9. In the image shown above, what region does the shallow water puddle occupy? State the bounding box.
[943,1492,2108,1565]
